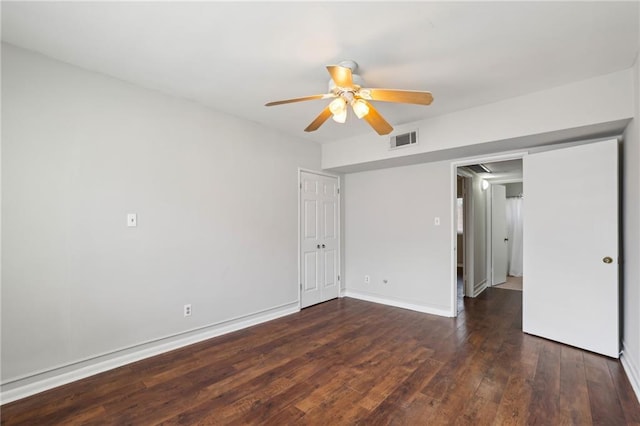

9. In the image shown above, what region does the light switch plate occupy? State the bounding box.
[434,217,440,226]
[127,213,137,227]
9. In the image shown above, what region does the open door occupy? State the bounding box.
[491,184,508,286]
[523,139,618,358]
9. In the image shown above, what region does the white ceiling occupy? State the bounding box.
[2,2,639,144]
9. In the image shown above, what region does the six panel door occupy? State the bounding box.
[300,171,340,308]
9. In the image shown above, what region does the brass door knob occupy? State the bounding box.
[603,256,613,264]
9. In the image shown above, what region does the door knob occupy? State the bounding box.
[322,244,326,248]
[504,238,509,242]
[317,244,321,249]
[603,256,613,264]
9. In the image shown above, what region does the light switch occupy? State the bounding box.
[434,217,440,226]
[127,213,137,227]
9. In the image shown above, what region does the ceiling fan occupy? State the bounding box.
[265,60,433,136]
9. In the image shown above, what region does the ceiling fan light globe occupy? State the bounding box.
[329,98,347,115]
[332,109,347,123]
[352,99,370,119]
[358,89,372,100]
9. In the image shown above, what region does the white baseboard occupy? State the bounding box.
[1,302,299,404]
[343,290,451,317]
[621,343,640,403]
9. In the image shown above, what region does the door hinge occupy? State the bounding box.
[337,188,340,194]
[300,283,302,290]
[338,274,340,281]
[300,183,302,189]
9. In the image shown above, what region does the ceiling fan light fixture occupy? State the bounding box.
[332,109,347,123]
[265,60,433,135]
[351,99,369,119]
[329,97,347,115]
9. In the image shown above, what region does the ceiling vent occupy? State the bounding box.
[390,130,418,150]
[466,164,492,174]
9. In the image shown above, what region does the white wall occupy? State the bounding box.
[1,44,320,388]
[323,69,634,171]
[336,69,636,341]
[344,162,451,316]
[622,52,640,396]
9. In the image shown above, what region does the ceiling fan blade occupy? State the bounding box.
[363,88,433,105]
[265,94,333,107]
[362,101,393,135]
[327,65,353,88]
[304,106,333,132]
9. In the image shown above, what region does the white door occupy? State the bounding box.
[491,184,508,286]
[300,171,340,309]
[523,139,618,358]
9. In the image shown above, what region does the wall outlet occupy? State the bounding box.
[364,275,370,284]
[184,304,192,317]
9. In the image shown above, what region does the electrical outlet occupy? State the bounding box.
[184,304,192,317]
[364,275,370,284]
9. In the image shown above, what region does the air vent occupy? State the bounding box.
[390,130,418,150]
[466,164,491,174]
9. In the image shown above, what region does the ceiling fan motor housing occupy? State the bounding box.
[328,59,364,93]
[328,74,365,93]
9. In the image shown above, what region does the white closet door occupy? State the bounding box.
[300,171,340,309]
[523,139,618,358]
[319,176,339,302]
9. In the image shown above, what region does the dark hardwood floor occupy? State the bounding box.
[3,288,640,425]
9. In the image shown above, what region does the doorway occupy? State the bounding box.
[452,154,525,315]
[456,175,469,313]
[493,182,524,291]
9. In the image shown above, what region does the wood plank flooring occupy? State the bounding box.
[3,288,640,425]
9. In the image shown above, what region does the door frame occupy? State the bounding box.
[487,176,523,287]
[490,184,508,286]
[297,168,342,309]
[456,170,473,311]
[450,152,527,317]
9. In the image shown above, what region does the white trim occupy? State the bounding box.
[297,168,341,310]
[621,344,640,403]
[451,168,460,316]
[1,302,299,404]
[489,178,524,185]
[298,167,340,179]
[487,184,494,286]
[344,290,452,317]
[456,172,474,306]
